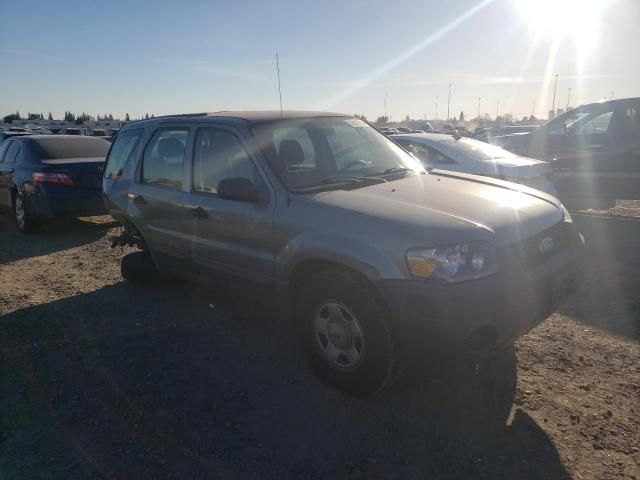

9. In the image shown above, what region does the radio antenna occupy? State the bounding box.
[276,53,283,119]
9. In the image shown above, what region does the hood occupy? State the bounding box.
[311,171,562,249]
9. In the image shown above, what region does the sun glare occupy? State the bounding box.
[516,0,609,40]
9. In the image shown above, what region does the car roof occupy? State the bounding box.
[123,110,349,129]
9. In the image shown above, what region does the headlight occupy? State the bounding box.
[407,242,497,282]
[561,203,572,223]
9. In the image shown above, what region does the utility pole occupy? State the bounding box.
[566,87,571,110]
[447,83,452,121]
[477,97,481,121]
[532,99,536,118]
[435,96,438,120]
[551,74,559,114]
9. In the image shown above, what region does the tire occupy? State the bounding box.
[121,251,162,284]
[295,269,397,395]
[13,193,38,234]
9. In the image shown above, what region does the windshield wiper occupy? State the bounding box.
[321,175,387,185]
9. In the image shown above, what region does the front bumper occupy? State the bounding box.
[376,222,584,363]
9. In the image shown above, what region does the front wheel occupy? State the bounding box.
[296,270,397,395]
[14,194,38,233]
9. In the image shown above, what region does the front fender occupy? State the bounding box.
[275,231,406,320]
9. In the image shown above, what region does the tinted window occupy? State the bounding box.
[104,129,143,180]
[193,129,257,194]
[142,128,188,189]
[0,141,11,162]
[28,137,110,160]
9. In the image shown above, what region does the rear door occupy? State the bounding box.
[183,126,276,290]
[127,126,193,271]
[0,141,18,207]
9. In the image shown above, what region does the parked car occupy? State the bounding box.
[391,133,557,195]
[103,111,584,395]
[59,127,82,135]
[2,126,30,133]
[0,131,32,142]
[0,135,110,232]
[493,97,640,207]
[396,127,413,133]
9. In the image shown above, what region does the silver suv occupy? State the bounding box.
[103,111,584,394]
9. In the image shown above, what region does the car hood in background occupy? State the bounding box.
[311,171,562,249]
[476,155,551,178]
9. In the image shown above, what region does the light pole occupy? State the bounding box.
[496,100,499,121]
[384,91,388,121]
[551,74,559,114]
[566,87,571,110]
[447,83,452,121]
[532,99,536,118]
[477,97,481,121]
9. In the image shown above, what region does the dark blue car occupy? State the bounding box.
[0,135,110,233]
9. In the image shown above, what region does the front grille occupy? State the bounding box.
[514,222,567,267]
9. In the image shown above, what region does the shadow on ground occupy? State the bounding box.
[560,214,640,341]
[0,213,116,264]
[1,281,569,479]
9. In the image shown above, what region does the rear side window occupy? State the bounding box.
[142,128,189,189]
[0,141,11,162]
[193,128,258,194]
[3,142,21,164]
[104,129,143,180]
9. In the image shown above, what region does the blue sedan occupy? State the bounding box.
[0,135,110,233]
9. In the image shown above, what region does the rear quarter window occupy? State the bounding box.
[104,129,144,180]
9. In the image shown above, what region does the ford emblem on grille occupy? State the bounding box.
[538,237,555,254]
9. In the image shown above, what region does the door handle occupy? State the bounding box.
[190,206,208,219]
[127,192,147,205]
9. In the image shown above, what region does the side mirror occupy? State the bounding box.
[218,177,259,203]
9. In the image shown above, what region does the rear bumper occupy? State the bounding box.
[376,222,584,364]
[26,187,106,218]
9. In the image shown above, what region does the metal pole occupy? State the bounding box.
[275,53,283,119]
[384,91,388,120]
[551,74,559,114]
[566,87,571,110]
[496,100,499,120]
[447,83,451,121]
[477,97,481,121]
[532,99,536,118]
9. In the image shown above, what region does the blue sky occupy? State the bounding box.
[1,0,639,121]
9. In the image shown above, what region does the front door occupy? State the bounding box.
[548,101,640,202]
[183,126,276,292]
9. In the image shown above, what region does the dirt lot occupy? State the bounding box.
[1,205,639,479]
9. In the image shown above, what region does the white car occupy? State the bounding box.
[391,133,557,196]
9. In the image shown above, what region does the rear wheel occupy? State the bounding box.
[13,194,38,234]
[296,270,397,395]
[121,251,163,284]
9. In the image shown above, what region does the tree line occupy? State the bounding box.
[3,111,156,125]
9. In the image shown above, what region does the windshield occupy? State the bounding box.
[443,137,517,161]
[251,117,423,192]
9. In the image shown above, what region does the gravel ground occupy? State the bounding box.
[0,206,639,480]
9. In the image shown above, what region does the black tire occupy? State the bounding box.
[121,251,162,284]
[13,193,39,234]
[295,269,397,395]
